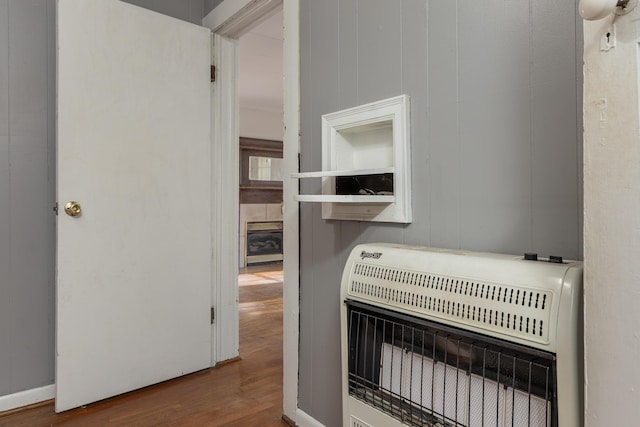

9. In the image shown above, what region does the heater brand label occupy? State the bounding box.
[360,250,382,260]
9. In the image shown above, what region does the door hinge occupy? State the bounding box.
[53,203,58,215]
[210,307,215,324]
[210,65,216,83]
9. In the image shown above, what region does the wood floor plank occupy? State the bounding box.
[0,265,287,427]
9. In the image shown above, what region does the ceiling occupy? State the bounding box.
[238,10,283,114]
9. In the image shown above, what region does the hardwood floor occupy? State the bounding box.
[0,265,287,427]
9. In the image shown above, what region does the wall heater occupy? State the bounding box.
[340,244,583,427]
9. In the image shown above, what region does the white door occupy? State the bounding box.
[56,0,213,412]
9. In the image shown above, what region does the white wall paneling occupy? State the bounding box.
[583,8,640,424]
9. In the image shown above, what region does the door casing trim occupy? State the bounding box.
[203,0,299,422]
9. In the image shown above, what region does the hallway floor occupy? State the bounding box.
[0,264,286,427]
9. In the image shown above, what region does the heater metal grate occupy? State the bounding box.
[342,244,582,427]
[348,263,553,345]
[347,301,556,427]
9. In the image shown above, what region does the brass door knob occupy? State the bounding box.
[64,201,82,217]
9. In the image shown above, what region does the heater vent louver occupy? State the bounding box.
[349,263,554,346]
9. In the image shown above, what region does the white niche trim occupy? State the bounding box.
[293,94,412,223]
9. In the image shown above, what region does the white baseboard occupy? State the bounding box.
[296,408,326,427]
[0,384,55,413]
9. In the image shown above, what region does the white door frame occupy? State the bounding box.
[210,32,240,365]
[203,0,299,421]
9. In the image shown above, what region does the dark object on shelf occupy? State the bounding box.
[336,173,393,196]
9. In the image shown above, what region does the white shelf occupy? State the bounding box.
[292,167,394,179]
[295,195,395,203]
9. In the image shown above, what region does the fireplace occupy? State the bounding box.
[245,221,283,265]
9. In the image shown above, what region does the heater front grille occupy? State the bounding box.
[341,244,583,427]
[347,301,556,427]
[348,263,554,346]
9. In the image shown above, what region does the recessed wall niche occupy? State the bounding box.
[294,95,412,223]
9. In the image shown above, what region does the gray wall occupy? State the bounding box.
[0,0,56,397]
[298,1,583,425]
[125,0,206,25]
[0,0,205,400]
[204,0,224,17]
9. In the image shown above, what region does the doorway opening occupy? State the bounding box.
[236,5,286,416]
[205,0,299,421]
